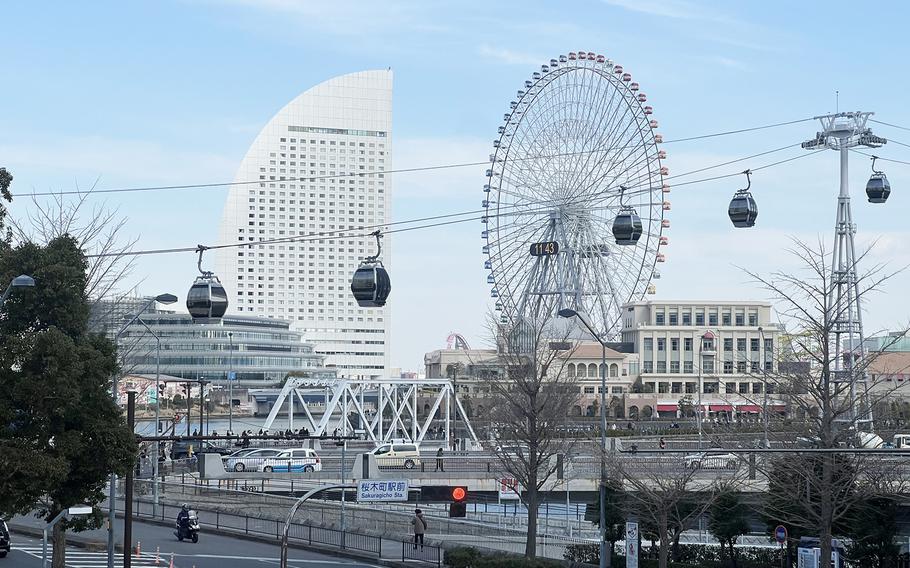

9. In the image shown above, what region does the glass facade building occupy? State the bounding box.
[104,305,330,385]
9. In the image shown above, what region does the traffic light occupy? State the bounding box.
[449,486,467,518]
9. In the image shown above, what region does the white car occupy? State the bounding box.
[684,451,738,470]
[223,448,284,472]
[261,448,322,473]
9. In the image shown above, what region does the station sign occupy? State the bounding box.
[357,479,409,502]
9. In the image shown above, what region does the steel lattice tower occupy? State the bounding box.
[802,112,887,430]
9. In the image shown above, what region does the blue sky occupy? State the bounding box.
[3,0,910,370]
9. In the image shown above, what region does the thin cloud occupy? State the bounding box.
[477,45,543,66]
[601,0,699,19]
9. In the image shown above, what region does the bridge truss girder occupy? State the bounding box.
[261,377,478,445]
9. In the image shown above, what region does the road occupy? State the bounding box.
[8,518,383,568]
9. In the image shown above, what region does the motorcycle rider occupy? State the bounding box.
[176,504,190,538]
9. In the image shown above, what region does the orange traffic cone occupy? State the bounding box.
[155,546,160,565]
[169,552,175,568]
[136,541,141,556]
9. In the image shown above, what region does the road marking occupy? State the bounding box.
[15,546,383,568]
[14,546,160,566]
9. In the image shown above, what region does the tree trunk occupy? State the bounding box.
[730,539,738,568]
[52,522,66,568]
[718,540,725,564]
[671,528,682,560]
[658,511,669,568]
[525,484,538,557]
[819,454,834,568]
[605,539,613,568]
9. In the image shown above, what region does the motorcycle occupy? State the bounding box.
[174,510,200,543]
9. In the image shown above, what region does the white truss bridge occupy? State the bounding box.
[261,377,478,445]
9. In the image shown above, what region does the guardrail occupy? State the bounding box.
[114,496,386,559]
[402,540,443,566]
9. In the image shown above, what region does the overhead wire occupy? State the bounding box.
[870,118,910,133]
[21,117,815,198]
[86,144,825,259]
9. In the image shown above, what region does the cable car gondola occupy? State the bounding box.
[612,185,642,245]
[866,156,891,204]
[728,170,758,228]
[351,230,391,308]
[187,245,229,322]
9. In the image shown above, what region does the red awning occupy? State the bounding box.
[709,404,733,412]
[738,405,761,413]
[656,404,677,412]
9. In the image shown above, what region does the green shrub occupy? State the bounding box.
[445,546,568,567]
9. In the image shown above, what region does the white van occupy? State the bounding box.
[370,443,421,469]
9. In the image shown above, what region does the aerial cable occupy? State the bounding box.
[86,148,824,259]
[20,118,815,198]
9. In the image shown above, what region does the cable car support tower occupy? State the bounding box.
[801,111,887,431]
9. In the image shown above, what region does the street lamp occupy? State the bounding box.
[136,318,162,517]
[0,274,35,307]
[107,293,176,568]
[558,308,608,568]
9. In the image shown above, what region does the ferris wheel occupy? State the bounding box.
[482,51,669,339]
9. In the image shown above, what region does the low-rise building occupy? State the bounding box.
[620,300,785,419]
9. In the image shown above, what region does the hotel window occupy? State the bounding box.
[671,338,679,351]
[643,361,653,373]
[737,339,746,352]
[722,312,732,326]
[682,312,691,325]
[643,338,653,351]
[739,383,749,394]
[684,338,693,351]
[671,382,682,394]
[696,312,705,325]
[724,338,733,351]
[684,361,694,373]
[670,361,680,373]
[724,361,734,374]
[737,361,747,373]
[725,382,736,394]
[657,338,665,351]
[751,338,760,351]
[657,361,667,373]
[655,312,665,325]
[735,313,745,326]
[749,313,758,326]
[669,312,678,325]
[709,313,718,326]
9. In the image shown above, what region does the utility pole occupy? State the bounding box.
[124,392,136,568]
[228,332,234,434]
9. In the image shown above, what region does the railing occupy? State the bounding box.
[402,539,443,566]
[115,495,383,559]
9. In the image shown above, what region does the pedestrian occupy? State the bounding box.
[659,437,666,450]
[192,429,198,436]
[411,509,427,549]
[435,447,444,472]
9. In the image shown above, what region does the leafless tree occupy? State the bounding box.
[7,184,139,304]
[742,238,909,567]
[482,314,581,557]
[608,452,739,568]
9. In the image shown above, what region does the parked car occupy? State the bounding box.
[223,448,284,472]
[684,451,738,470]
[370,443,421,469]
[171,440,232,460]
[261,448,321,473]
[0,519,10,557]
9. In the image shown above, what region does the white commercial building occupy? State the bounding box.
[621,300,784,418]
[216,70,393,378]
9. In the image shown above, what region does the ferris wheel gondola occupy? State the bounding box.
[350,230,391,308]
[187,245,228,322]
